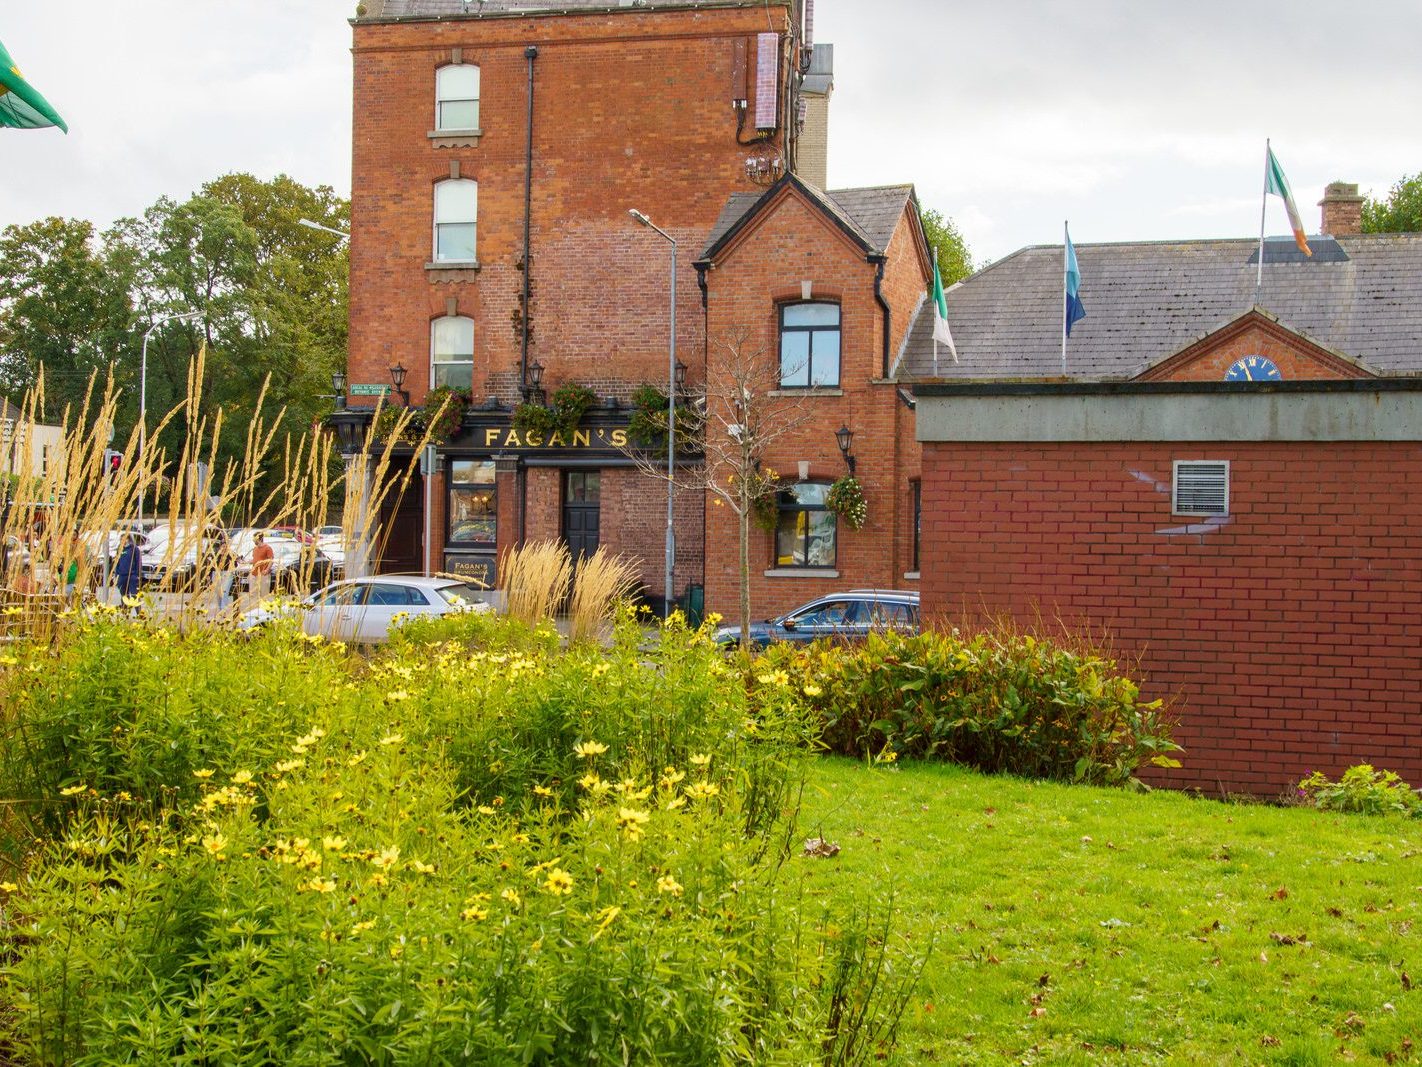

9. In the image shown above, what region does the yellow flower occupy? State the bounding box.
[689,753,712,768]
[384,692,410,706]
[371,846,400,869]
[590,905,621,941]
[347,750,368,767]
[1,881,20,892]
[543,867,574,895]
[686,781,720,801]
[192,768,215,780]
[460,904,489,921]
[591,662,611,677]
[350,919,376,936]
[574,740,609,759]
[656,874,684,897]
[501,888,522,908]
[322,835,347,852]
[510,833,530,845]
[533,784,553,797]
[368,873,387,887]
[59,784,87,797]
[803,682,823,698]
[232,770,254,785]
[664,794,687,811]
[659,766,686,787]
[202,832,228,856]
[407,859,435,875]
[275,758,304,774]
[379,732,405,745]
[477,804,497,816]
[616,807,651,841]
[304,877,337,893]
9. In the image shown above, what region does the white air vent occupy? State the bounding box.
[1172,460,1229,515]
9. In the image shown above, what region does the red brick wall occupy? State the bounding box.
[920,440,1422,796]
[349,7,793,406]
[1137,318,1372,382]
[701,187,924,620]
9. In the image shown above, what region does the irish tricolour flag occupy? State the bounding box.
[1265,143,1310,257]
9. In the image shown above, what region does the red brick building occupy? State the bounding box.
[911,192,1422,795]
[338,0,929,617]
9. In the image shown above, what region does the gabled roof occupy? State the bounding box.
[699,175,915,262]
[899,233,1422,382]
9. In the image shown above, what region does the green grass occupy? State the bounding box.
[798,758,1421,1065]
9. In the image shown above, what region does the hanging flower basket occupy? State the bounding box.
[825,474,867,530]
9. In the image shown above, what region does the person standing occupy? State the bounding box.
[114,533,143,601]
[250,531,275,598]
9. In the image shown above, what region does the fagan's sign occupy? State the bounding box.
[477,425,629,450]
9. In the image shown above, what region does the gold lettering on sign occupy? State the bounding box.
[573,429,591,447]
[548,432,566,448]
[525,430,544,447]
[610,428,628,447]
[484,428,501,446]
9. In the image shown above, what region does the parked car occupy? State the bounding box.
[237,575,493,643]
[140,522,232,588]
[713,589,920,650]
[229,528,338,593]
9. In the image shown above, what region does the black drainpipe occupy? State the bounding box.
[871,254,890,379]
[694,262,709,368]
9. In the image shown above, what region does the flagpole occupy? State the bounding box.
[1061,221,1069,374]
[1257,138,1270,291]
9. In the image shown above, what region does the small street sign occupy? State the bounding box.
[350,384,392,396]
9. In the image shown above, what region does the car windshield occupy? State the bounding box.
[435,582,485,606]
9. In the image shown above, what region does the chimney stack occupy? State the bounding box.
[1319,181,1365,236]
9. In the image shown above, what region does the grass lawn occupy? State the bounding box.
[798,758,1421,1065]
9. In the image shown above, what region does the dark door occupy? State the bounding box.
[377,480,423,574]
[563,470,600,564]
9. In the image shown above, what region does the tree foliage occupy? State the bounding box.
[0,173,348,488]
[919,207,974,284]
[1362,172,1422,233]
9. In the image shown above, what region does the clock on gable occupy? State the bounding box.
[1224,355,1281,382]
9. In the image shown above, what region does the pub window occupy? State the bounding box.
[434,179,477,262]
[435,64,480,131]
[775,481,836,568]
[448,460,496,545]
[431,315,474,390]
[779,302,841,388]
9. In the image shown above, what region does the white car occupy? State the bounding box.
[238,575,493,643]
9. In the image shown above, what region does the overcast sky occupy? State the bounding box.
[4,1,1420,265]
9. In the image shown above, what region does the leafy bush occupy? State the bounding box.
[754,627,1180,786]
[0,612,922,1064]
[1295,764,1422,816]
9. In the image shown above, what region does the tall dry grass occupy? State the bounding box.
[0,351,433,642]
[567,547,639,643]
[500,539,573,626]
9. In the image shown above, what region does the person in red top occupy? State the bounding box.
[250,532,275,597]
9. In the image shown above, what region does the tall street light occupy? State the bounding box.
[139,310,202,525]
[628,208,677,619]
[298,218,351,240]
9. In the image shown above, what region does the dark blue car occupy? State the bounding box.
[714,589,919,650]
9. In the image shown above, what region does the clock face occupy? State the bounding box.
[1224,355,1281,382]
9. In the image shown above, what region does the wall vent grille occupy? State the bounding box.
[1172,460,1229,515]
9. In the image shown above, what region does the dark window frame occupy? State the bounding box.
[447,459,497,547]
[774,481,837,569]
[911,479,922,572]
[777,301,842,388]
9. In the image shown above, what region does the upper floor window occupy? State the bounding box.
[775,481,836,568]
[436,64,480,131]
[434,179,477,262]
[431,315,474,390]
[779,302,841,388]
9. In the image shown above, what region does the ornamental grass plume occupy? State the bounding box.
[567,546,639,644]
[501,539,573,625]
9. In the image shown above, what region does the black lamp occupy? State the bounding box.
[524,358,546,403]
[674,359,687,391]
[388,362,410,407]
[331,369,347,410]
[835,424,856,474]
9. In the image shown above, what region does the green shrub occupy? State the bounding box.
[1295,764,1422,816]
[754,627,1180,786]
[0,612,922,1064]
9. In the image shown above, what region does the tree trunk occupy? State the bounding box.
[738,486,751,652]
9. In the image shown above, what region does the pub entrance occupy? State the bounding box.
[562,470,600,563]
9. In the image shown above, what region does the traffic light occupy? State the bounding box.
[103,449,123,476]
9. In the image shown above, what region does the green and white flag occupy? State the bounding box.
[930,252,957,368]
[0,37,68,132]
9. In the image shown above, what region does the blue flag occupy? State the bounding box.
[1064,227,1086,337]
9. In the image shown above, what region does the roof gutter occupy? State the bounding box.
[871,253,890,379]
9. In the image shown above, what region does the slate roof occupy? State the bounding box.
[364,0,751,18]
[700,180,914,260]
[898,233,1422,382]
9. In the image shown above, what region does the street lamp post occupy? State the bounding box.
[297,218,352,241]
[139,310,202,525]
[628,209,677,619]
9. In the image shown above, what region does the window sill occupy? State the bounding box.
[425,261,481,273]
[769,388,843,398]
[903,571,920,581]
[763,567,839,578]
[428,129,482,147]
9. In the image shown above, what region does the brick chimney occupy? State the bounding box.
[1319,181,1365,236]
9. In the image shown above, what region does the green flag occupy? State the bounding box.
[0,38,68,132]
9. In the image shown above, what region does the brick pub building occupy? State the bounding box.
[911,188,1422,795]
[339,0,930,615]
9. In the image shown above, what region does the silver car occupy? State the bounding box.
[238,575,493,643]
